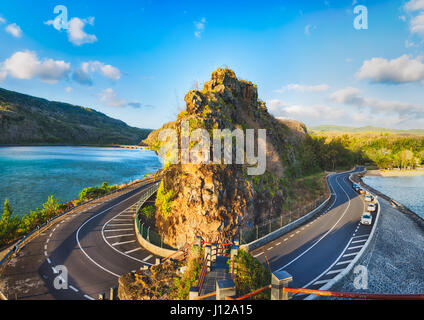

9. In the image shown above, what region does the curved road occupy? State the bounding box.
[251,167,374,298]
[0,181,159,300]
[1,168,373,300]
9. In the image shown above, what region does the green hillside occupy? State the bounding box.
[309,125,424,136]
[0,87,152,145]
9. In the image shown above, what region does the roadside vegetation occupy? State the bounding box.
[0,182,118,248]
[230,249,271,299]
[309,132,424,170]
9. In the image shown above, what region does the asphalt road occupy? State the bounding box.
[251,167,375,297]
[0,181,159,300]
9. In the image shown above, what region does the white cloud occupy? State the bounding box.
[5,23,22,38]
[73,61,121,85]
[0,50,70,84]
[67,17,97,46]
[194,17,206,38]
[0,17,6,24]
[267,99,345,121]
[65,87,73,93]
[410,12,424,36]
[404,0,424,12]
[276,83,330,93]
[356,55,424,83]
[330,87,424,118]
[97,88,126,108]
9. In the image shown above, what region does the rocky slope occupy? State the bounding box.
[0,87,151,145]
[143,68,310,247]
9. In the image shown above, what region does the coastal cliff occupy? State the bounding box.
[143,68,316,247]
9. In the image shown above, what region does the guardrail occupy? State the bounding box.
[239,195,328,245]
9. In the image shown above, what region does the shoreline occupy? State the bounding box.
[353,173,424,228]
[365,169,424,177]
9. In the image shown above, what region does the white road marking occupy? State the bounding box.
[267,247,273,251]
[314,279,331,285]
[106,234,134,239]
[112,240,136,246]
[342,252,357,258]
[336,259,353,266]
[84,294,95,300]
[347,245,364,250]
[253,252,264,258]
[46,239,50,243]
[106,224,133,226]
[44,245,47,250]
[276,242,281,246]
[143,254,154,261]
[76,190,151,278]
[125,247,143,254]
[104,228,133,232]
[44,251,47,256]
[275,173,350,272]
[283,238,288,242]
[353,234,369,239]
[327,268,345,275]
[351,239,367,244]
[69,285,79,292]
[47,258,51,264]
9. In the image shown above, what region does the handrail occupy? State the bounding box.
[284,288,424,300]
[197,253,209,294]
[225,285,271,300]
[193,291,216,300]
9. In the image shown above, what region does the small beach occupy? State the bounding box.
[365,168,424,177]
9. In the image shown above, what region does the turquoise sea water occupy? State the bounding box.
[0,146,162,217]
[363,175,424,219]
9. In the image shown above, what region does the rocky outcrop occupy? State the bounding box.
[144,68,308,247]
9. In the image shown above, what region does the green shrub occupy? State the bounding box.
[140,205,155,220]
[230,249,271,300]
[78,182,118,202]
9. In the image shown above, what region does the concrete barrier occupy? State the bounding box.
[133,219,177,258]
[240,173,335,253]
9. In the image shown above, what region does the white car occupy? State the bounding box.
[367,203,376,212]
[364,194,373,202]
[361,213,373,225]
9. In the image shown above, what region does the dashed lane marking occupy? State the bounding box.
[353,234,369,239]
[267,247,273,251]
[84,294,95,300]
[106,224,133,227]
[47,258,51,264]
[253,252,264,258]
[276,242,281,246]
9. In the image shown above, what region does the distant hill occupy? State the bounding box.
[0,87,152,145]
[309,125,424,136]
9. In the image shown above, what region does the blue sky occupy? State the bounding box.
[1,0,424,130]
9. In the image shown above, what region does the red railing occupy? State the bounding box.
[160,241,195,263]
[197,254,209,294]
[226,285,272,300]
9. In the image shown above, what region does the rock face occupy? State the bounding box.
[144,68,308,247]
